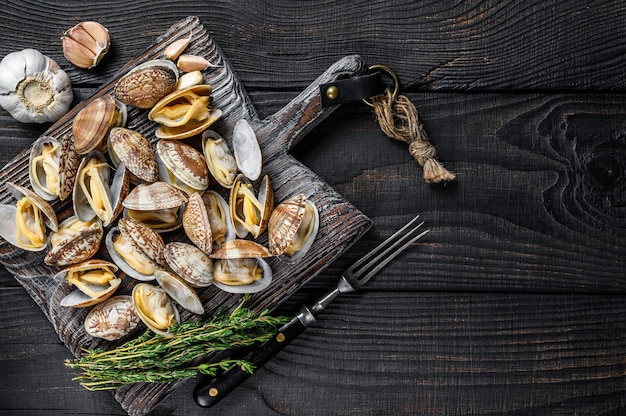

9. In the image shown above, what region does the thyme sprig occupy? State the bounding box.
[65,299,289,391]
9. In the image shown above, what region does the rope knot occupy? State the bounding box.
[370,89,455,184]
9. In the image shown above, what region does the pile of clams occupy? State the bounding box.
[0,38,320,342]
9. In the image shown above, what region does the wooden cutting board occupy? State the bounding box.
[0,16,371,415]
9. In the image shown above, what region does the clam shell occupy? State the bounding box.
[156,139,209,194]
[154,269,204,315]
[72,94,127,155]
[55,259,120,308]
[105,218,166,281]
[202,130,237,189]
[7,182,58,232]
[212,257,273,294]
[164,241,213,287]
[154,109,222,140]
[210,239,272,259]
[72,151,130,226]
[114,59,178,109]
[84,295,141,341]
[182,190,235,253]
[108,127,159,183]
[148,84,213,127]
[0,183,58,252]
[122,181,188,211]
[268,193,319,263]
[181,192,212,254]
[232,119,262,181]
[29,134,79,201]
[229,174,273,239]
[132,282,180,336]
[44,216,103,267]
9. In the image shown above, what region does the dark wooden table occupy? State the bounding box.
[1,1,625,415]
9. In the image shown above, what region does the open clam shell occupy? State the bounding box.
[29,134,79,201]
[0,182,58,252]
[114,59,179,109]
[268,193,319,263]
[44,216,103,267]
[108,127,159,183]
[229,174,273,239]
[72,94,127,155]
[156,139,209,195]
[232,119,262,181]
[73,151,130,226]
[212,257,272,294]
[54,259,120,308]
[182,190,235,254]
[210,239,272,259]
[202,130,237,189]
[122,181,188,232]
[154,269,204,315]
[149,84,222,140]
[84,295,141,341]
[105,218,166,281]
[132,282,180,336]
[164,241,214,287]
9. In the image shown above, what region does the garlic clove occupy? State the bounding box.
[164,37,190,62]
[0,49,73,124]
[62,21,110,69]
[176,55,214,72]
[175,70,204,90]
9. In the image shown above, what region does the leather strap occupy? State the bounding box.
[320,72,386,107]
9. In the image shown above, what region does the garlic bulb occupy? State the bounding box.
[0,49,73,123]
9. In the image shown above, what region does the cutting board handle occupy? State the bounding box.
[256,55,368,155]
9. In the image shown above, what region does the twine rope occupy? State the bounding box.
[370,89,455,183]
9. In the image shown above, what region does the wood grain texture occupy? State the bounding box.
[1,1,626,416]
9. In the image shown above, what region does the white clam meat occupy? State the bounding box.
[155,269,204,315]
[132,283,180,336]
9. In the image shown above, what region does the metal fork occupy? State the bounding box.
[193,214,429,408]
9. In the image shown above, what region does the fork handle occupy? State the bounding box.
[193,307,313,408]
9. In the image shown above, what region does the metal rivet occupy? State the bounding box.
[209,387,219,397]
[276,333,286,342]
[326,86,339,100]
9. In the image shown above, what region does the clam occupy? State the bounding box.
[84,295,141,341]
[229,174,273,239]
[212,257,272,294]
[156,139,209,195]
[0,182,57,251]
[182,190,234,254]
[29,134,79,201]
[268,193,319,263]
[164,241,213,287]
[108,127,159,183]
[232,119,262,181]
[132,282,180,336]
[154,269,204,315]
[114,59,179,109]
[44,216,103,267]
[73,151,129,226]
[210,239,273,293]
[105,217,166,281]
[122,181,188,232]
[202,130,237,189]
[54,259,120,308]
[72,94,127,155]
[148,84,222,140]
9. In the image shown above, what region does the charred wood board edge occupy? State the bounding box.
[0,16,372,415]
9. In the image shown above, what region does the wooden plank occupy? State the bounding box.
[2,2,626,92]
[3,285,626,415]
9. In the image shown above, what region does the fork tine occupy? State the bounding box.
[347,214,428,281]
